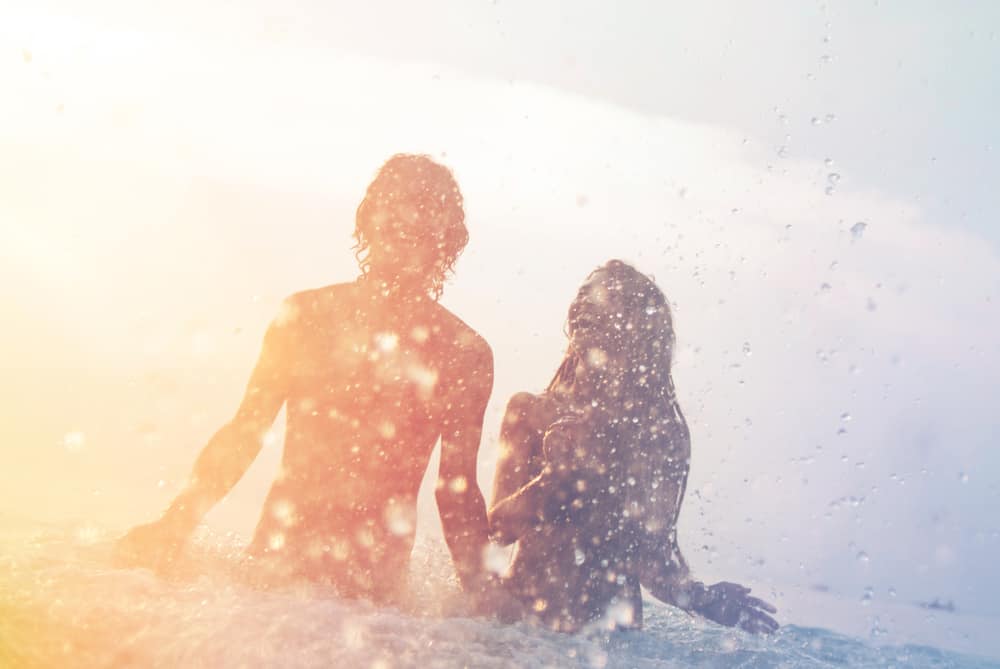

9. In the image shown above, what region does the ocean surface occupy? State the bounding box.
[2,519,997,669]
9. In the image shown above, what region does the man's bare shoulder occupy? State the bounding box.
[278,282,359,324]
[284,282,358,310]
[425,302,492,358]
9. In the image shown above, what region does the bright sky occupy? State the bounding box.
[2,0,999,626]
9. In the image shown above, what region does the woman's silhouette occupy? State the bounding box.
[489,260,778,633]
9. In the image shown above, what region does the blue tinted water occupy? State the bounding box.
[1,523,996,668]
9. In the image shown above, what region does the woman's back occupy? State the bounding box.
[498,392,689,631]
[504,467,638,631]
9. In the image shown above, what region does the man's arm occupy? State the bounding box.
[435,339,494,591]
[116,305,294,570]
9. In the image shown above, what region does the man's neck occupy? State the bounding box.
[358,272,434,304]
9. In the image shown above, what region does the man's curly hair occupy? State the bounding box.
[353,154,468,300]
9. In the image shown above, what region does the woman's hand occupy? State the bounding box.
[541,417,582,473]
[542,414,606,478]
[689,581,779,634]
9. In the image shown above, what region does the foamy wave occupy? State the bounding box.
[1,522,996,668]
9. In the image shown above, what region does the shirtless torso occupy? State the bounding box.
[120,279,494,603]
[246,281,494,597]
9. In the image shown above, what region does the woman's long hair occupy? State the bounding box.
[549,260,691,562]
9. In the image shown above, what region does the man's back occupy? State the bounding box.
[116,154,495,608]
[246,280,492,599]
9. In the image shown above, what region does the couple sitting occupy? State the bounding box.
[116,154,777,635]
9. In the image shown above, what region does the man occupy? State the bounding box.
[116,154,495,605]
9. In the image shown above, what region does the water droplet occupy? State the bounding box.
[888,587,897,598]
[271,499,296,526]
[62,432,85,452]
[837,427,847,436]
[850,221,868,240]
[76,525,102,545]
[449,475,469,493]
[840,412,852,422]
[742,342,752,357]
[157,479,166,488]
[825,113,837,123]
[857,551,870,563]
[959,472,969,483]
[827,172,841,184]
[777,145,789,158]
[482,543,508,575]
[574,549,586,566]
[375,332,399,352]
[811,116,822,126]
[824,157,835,167]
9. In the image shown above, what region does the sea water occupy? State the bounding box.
[2,520,997,669]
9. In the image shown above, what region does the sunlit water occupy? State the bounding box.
[2,520,997,669]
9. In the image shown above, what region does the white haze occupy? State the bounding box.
[1,3,999,651]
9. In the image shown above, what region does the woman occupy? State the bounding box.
[488,260,778,633]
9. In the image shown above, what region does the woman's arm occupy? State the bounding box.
[490,393,548,506]
[638,465,778,634]
[488,469,555,545]
[488,393,546,545]
[492,418,606,548]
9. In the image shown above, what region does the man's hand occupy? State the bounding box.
[690,581,779,634]
[113,515,192,574]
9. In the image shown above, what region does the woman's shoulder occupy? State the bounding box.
[504,391,567,432]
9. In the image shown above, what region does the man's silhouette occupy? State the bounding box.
[116,154,495,604]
